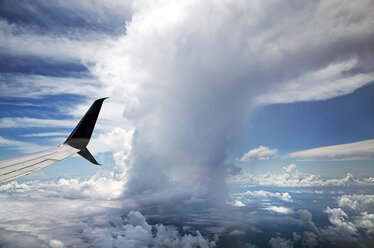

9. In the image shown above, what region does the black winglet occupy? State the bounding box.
[78,148,101,165]
[64,98,107,165]
[65,98,107,149]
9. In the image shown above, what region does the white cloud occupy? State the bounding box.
[288,139,374,161]
[269,236,294,248]
[324,207,357,233]
[0,19,112,63]
[0,117,77,129]
[0,180,216,248]
[1,0,374,205]
[282,164,300,178]
[22,132,68,137]
[271,204,374,247]
[88,128,134,166]
[0,136,50,153]
[258,59,374,104]
[86,0,374,203]
[0,177,126,201]
[239,146,278,161]
[265,206,293,214]
[338,194,374,211]
[237,190,293,202]
[232,199,245,207]
[49,239,65,248]
[230,163,374,187]
[0,74,103,99]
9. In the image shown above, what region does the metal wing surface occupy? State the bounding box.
[0,98,107,184]
[0,144,79,183]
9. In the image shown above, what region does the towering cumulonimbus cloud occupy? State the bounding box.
[91,0,374,203]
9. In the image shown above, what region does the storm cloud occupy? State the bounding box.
[89,0,374,203]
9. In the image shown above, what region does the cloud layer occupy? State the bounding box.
[231,163,374,187]
[0,180,220,248]
[289,139,374,161]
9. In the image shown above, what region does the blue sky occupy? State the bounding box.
[1,0,374,247]
[229,82,374,177]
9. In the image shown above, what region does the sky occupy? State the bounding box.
[0,0,374,247]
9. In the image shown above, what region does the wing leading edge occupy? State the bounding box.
[0,98,107,184]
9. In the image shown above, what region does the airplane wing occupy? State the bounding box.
[0,98,107,184]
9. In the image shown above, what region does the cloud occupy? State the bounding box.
[265,206,294,214]
[0,18,113,63]
[289,195,374,247]
[0,179,124,247]
[107,211,216,247]
[0,229,49,248]
[1,175,374,247]
[297,210,319,233]
[338,194,374,211]
[324,207,357,233]
[22,132,68,137]
[0,136,50,153]
[282,164,300,178]
[269,204,374,248]
[288,139,374,161]
[269,236,294,248]
[0,180,216,248]
[87,0,374,205]
[232,199,245,207]
[49,239,65,248]
[239,146,278,161]
[0,74,102,98]
[236,190,293,202]
[230,163,374,187]
[258,59,374,104]
[0,117,77,129]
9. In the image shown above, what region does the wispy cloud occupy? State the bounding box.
[288,139,374,161]
[239,146,278,161]
[0,74,102,98]
[258,59,374,104]
[0,19,110,63]
[0,136,50,153]
[0,117,76,129]
[22,132,68,137]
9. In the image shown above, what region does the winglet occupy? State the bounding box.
[78,148,101,165]
[65,98,107,164]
